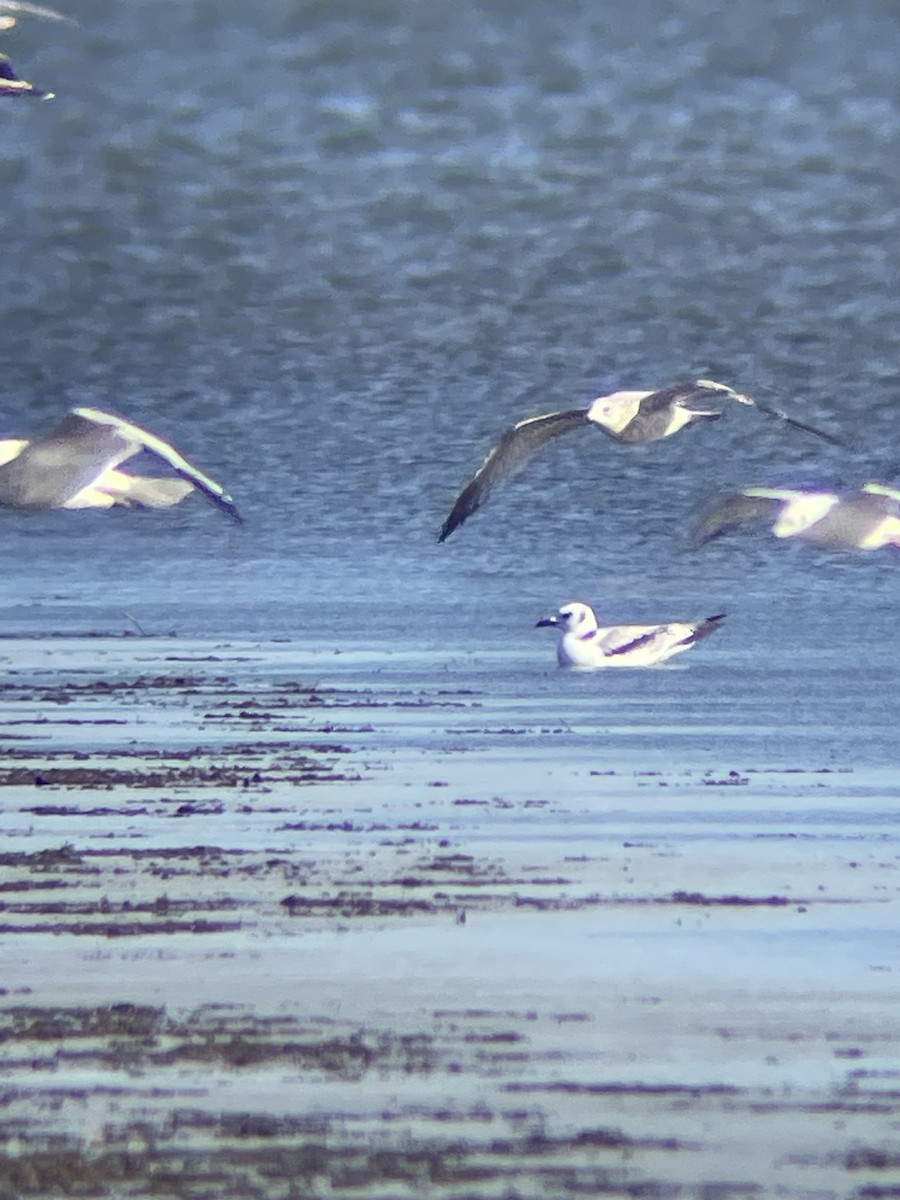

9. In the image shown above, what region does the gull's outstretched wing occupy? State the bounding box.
[0,51,51,97]
[0,1,72,20]
[751,399,843,445]
[639,381,736,416]
[862,482,900,503]
[0,412,132,508]
[608,380,733,444]
[0,3,73,96]
[77,472,196,510]
[438,408,589,541]
[689,488,791,547]
[73,408,243,522]
[640,379,841,446]
[800,491,900,550]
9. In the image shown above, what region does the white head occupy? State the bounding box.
[535,601,599,636]
[585,391,646,434]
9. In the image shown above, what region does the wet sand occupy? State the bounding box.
[2,634,900,1198]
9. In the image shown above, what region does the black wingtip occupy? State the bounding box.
[783,415,845,447]
[215,492,244,524]
[755,401,844,447]
[437,503,468,542]
[687,612,727,646]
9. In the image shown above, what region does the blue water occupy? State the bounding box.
[4,13,900,1190]
[1,0,899,746]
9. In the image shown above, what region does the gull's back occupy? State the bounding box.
[0,413,127,509]
[801,491,900,549]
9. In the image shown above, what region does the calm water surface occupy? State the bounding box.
[2,7,900,1191]
[2,0,898,756]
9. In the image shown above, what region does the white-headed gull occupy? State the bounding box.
[691,483,900,551]
[0,407,242,520]
[438,379,837,541]
[536,600,726,669]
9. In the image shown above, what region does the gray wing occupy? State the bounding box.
[601,628,664,657]
[803,491,899,549]
[602,613,724,656]
[616,382,730,444]
[0,51,51,96]
[689,490,786,547]
[631,380,841,446]
[863,482,900,503]
[0,412,131,508]
[751,399,843,445]
[73,408,242,522]
[438,408,589,541]
[637,381,734,417]
[0,2,72,22]
[0,53,21,80]
[0,3,71,95]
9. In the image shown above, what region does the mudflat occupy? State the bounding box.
[1,634,899,1199]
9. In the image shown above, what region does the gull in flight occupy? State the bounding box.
[0,1,74,99]
[0,407,242,521]
[438,379,838,541]
[536,600,726,669]
[691,483,900,552]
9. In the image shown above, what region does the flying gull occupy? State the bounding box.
[438,379,838,541]
[0,407,242,520]
[536,600,726,669]
[691,483,900,552]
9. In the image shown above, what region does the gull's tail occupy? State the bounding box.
[684,613,727,645]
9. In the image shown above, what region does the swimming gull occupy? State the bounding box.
[0,407,242,521]
[536,600,726,669]
[690,483,900,552]
[438,379,838,541]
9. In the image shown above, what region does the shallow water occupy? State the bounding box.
[2,0,900,1195]
[0,637,899,1196]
